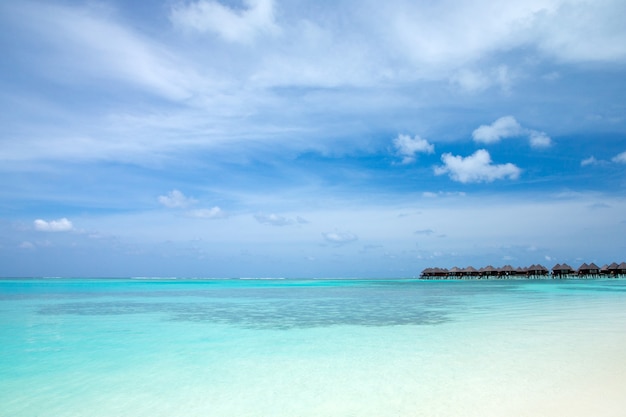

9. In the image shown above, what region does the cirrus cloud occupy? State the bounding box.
[170,0,278,43]
[434,149,521,183]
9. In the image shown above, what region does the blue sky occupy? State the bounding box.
[1,0,625,278]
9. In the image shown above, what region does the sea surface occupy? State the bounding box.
[1,278,626,417]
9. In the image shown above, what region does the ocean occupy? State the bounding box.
[1,278,625,417]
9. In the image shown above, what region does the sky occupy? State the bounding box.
[1,0,625,278]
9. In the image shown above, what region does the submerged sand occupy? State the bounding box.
[2,279,625,416]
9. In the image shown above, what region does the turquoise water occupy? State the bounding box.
[2,278,626,417]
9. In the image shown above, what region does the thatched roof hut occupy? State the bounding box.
[607,262,620,275]
[527,264,548,276]
[448,266,463,277]
[498,265,515,276]
[577,262,600,275]
[434,267,449,276]
[480,265,498,276]
[552,263,574,276]
[420,268,434,278]
[420,267,449,278]
[462,266,479,276]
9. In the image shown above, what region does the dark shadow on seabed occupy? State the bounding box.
[27,279,469,329]
[19,278,626,330]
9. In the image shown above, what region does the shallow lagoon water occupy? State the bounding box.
[1,278,626,416]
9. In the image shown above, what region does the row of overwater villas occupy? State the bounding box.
[420,262,626,279]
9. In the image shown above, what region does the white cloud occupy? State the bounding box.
[393,134,434,164]
[170,0,278,43]
[255,213,294,226]
[0,0,618,170]
[188,207,226,219]
[34,218,74,232]
[581,156,599,166]
[472,116,523,144]
[390,0,626,69]
[473,116,551,148]
[532,0,626,63]
[450,65,514,93]
[582,152,626,166]
[253,213,308,226]
[434,149,521,183]
[612,151,626,163]
[323,231,358,245]
[422,191,467,198]
[19,241,36,249]
[158,190,197,209]
[528,130,552,148]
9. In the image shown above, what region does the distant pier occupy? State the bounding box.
[420,262,626,279]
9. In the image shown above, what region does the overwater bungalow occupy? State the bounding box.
[606,262,619,275]
[434,267,449,277]
[527,264,549,277]
[479,265,498,278]
[419,261,625,280]
[551,263,575,278]
[448,266,463,278]
[462,266,480,277]
[577,262,600,277]
[420,267,448,278]
[499,265,515,277]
